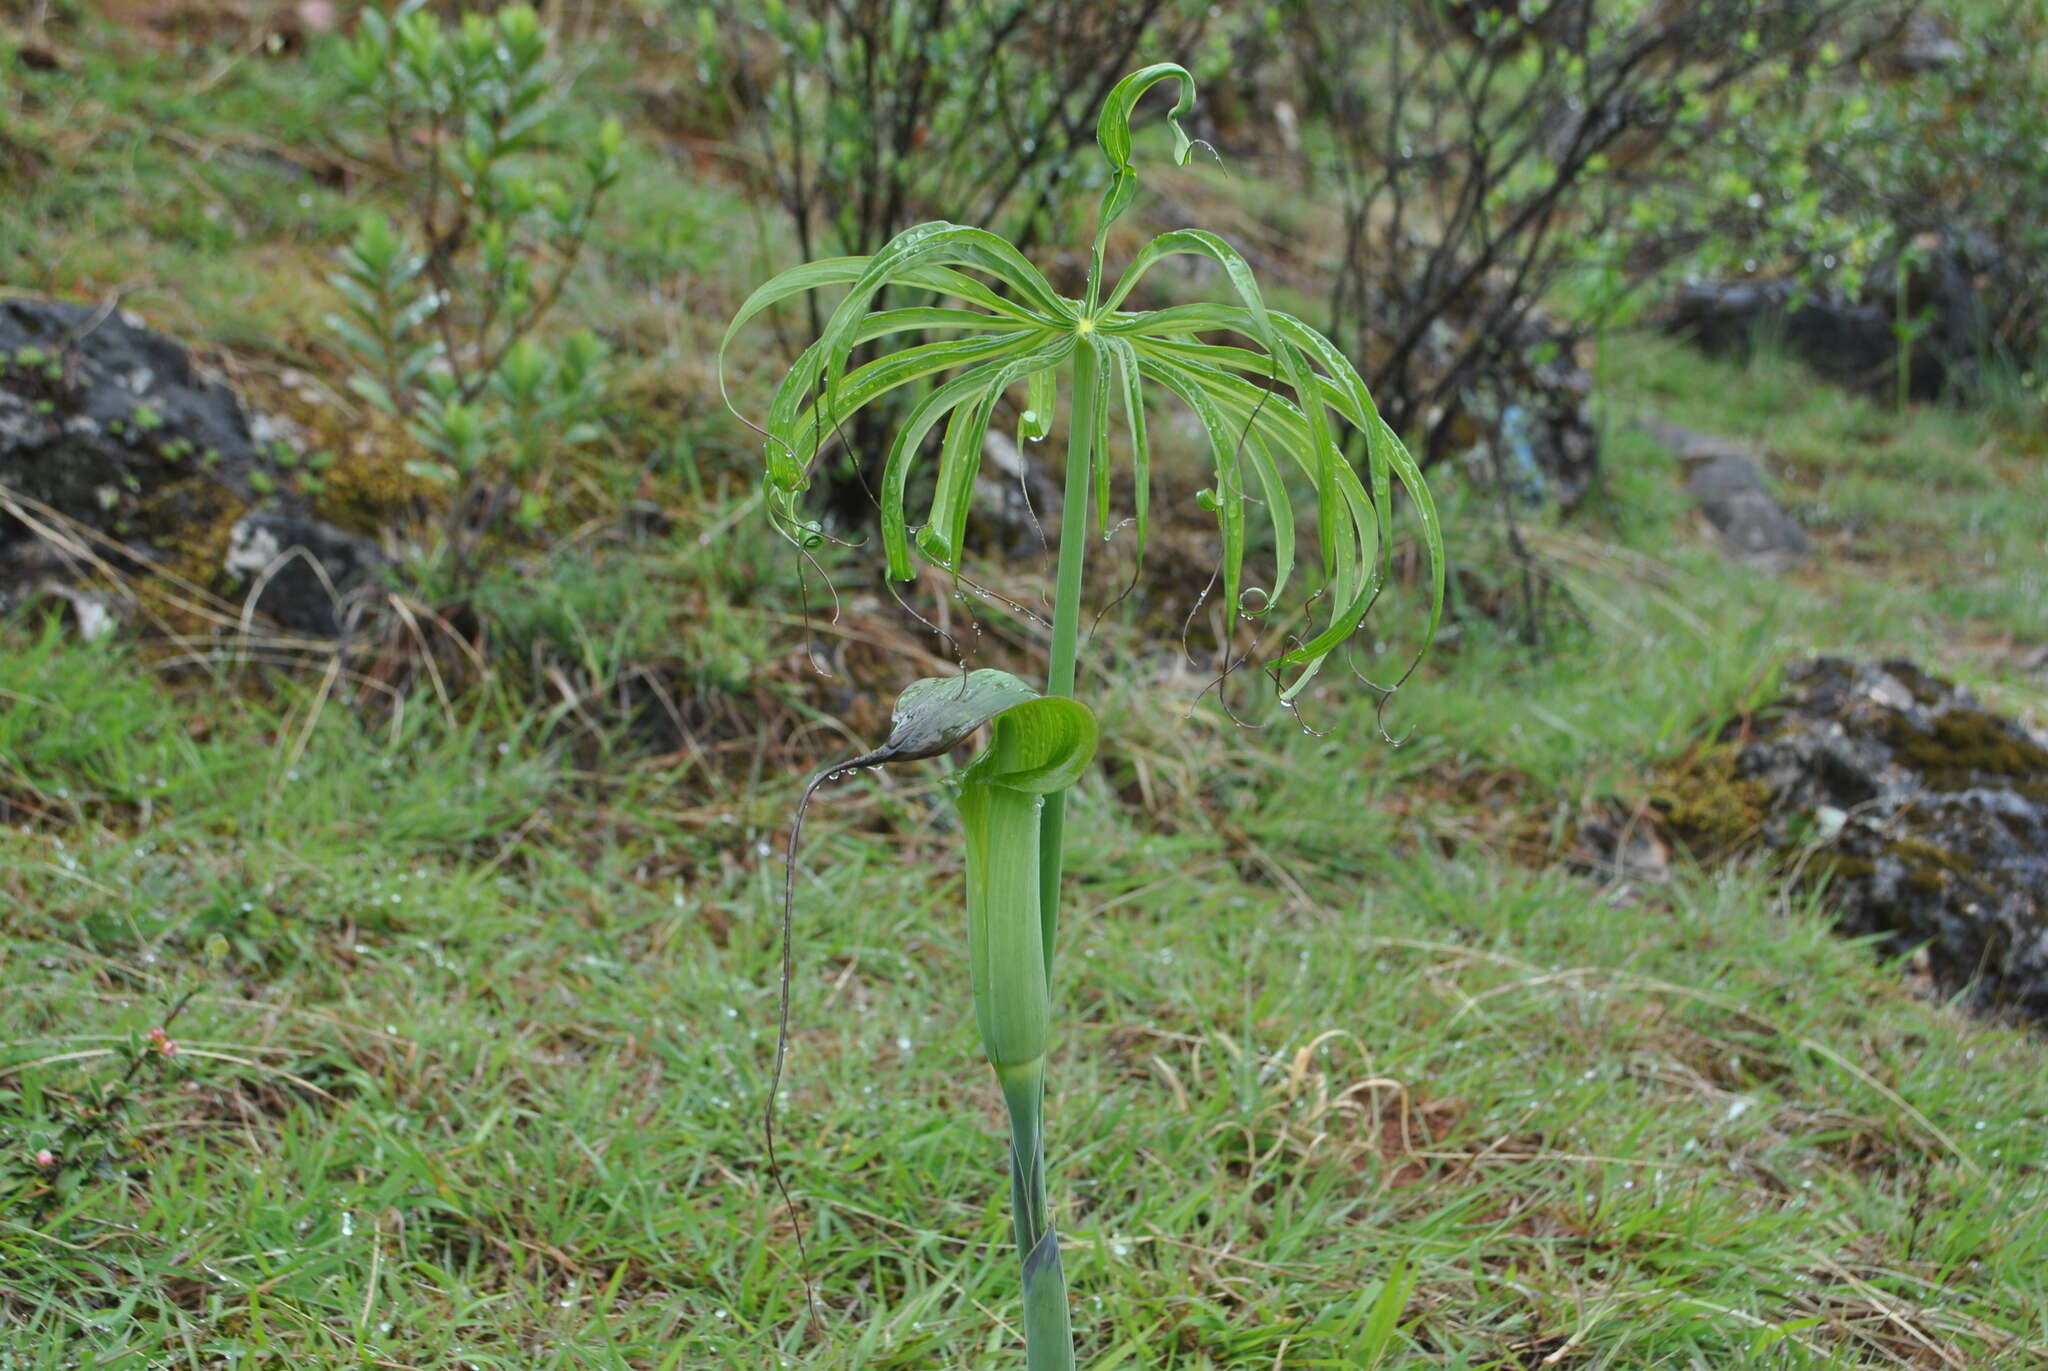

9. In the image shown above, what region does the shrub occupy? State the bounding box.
[707,0,1216,525]
[1281,0,1881,461]
[328,0,623,591]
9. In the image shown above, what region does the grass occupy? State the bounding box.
[4,623,2047,1367]
[5,5,2048,1368]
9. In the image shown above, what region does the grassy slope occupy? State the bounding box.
[4,10,2048,1370]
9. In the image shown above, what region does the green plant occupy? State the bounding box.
[1,988,201,1221]
[1284,0,1872,459]
[329,0,621,589]
[729,64,1445,1365]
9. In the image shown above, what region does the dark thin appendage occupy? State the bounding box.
[1264,636,1331,739]
[792,541,846,678]
[1018,451,1051,566]
[1088,522,1144,638]
[1179,558,1221,673]
[885,576,969,668]
[1342,642,1416,746]
[953,567,1052,630]
[768,742,896,1332]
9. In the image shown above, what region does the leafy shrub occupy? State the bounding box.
[706,0,1216,524]
[328,0,623,589]
[1282,0,1876,463]
[1681,5,2048,402]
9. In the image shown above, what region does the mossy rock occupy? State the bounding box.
[1876,707,2048,791]
[1,296,262,558]
[1697,656,2048,1022]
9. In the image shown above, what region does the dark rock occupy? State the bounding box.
[1450,312,1600,511]
[0,296,262,558]
[1661,236,2010,403]
[223,512,387,636]
[1883,8,1966,75]
[1664,279,1910,395]
[1570,803,1673,893]
[1722,658,2048,1021]
[12,581,130,642]
[1646,422,1809,570]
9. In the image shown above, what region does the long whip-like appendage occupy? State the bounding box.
[770,747,892,1331]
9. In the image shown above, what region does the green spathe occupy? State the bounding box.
[951,687,1096,1065]
[851,671,1095,1366]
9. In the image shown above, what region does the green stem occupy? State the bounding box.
[1040,335,1097,965]
[998,1062,1049,1260]
[1047,336,1098,702]
[1001,1063,1070,1369]
[1001,332,1095,1371]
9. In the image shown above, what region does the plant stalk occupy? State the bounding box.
[1001,1061,1071,1369]
[1039,335,1098,957]
[999,332,1097,1371]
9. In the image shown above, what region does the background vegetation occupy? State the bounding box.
[1,0,2045,1366]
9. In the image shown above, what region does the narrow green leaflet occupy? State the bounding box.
[1088,63,1197,308]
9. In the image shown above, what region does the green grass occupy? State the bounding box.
[4,618,2046,1367]
[6,7,2048,1368]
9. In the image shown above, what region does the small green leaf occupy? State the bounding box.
[868,669,1038,763]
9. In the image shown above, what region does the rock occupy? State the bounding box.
[13,581,131,642]
[1646,422,1809,570]
[1663,279,1907,395]
[0,296,398,638]
[1884,8,1966,75]
[223,512,386,636]
[0,296,263,559]
[1677,658,2048,1021]
[1447,311,1600,511]
[1661,236,2009,402]
[1570,802,1673,892]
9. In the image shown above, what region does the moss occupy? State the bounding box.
[1651,750,1771,857]
[1812,850,1877,883]
[1887,835,1967,873]
[1900,861,1951,897]
[1881,658,1951,707]
[236,371,430,538]
[1877,708,2048,790]
[141,477,246,592]
[315,441,430,537]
